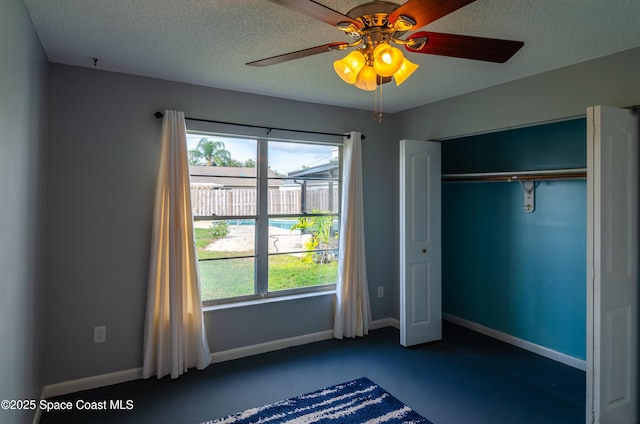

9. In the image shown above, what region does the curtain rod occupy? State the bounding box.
[154,112,365,140]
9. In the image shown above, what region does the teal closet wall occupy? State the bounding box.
[441,118,587,360]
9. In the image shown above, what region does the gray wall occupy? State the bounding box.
[43,64,399,384]
[0,0,48,422]
[396,46,640,141]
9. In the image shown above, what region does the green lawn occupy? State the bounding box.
[195,228,337,301]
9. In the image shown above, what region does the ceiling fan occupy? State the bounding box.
[247,0,524,91]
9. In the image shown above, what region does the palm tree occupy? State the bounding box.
[188,138,235,166]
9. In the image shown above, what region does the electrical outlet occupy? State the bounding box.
[377,286,384,298]
[94,326,106,344]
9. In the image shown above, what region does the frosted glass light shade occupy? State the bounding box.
[354,66,377,91]
[393,57,419,86]
[333,50,366,84]
[373,44,404,77]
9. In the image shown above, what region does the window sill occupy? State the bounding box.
[202,289,336,312]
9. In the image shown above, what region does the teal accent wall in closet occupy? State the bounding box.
[441,118,587,360]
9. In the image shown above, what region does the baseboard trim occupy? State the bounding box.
[444,313,586,371]
[370,317,400,330]
[32,388,45,424]
[42,368,143,399]
[211,329,334,363]
[40,321,396,401]
[211,318,395,362]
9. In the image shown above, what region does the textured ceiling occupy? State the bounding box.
[23,0,640,113]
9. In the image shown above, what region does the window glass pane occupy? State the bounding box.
[268,141,339,214]
[199,258,255,301]
[268,254,338,292]
[194,220,255,258]
[188,134,257,217]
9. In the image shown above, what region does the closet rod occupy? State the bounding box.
[154,112,365,140]
[442,168,587,182]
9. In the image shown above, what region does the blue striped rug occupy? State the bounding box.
[205,377,432,423]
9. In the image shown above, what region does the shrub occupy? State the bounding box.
[209,220,230,239]
[291,210,337,264]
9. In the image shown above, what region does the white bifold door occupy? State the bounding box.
[586,105,638,424]
[399,140,441,347]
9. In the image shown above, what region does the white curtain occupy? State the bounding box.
[143,110,211,379]
[334,131,371,339]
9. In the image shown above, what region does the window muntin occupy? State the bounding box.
[188,133,341,304]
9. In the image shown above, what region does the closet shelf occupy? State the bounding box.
[442,168,587,182]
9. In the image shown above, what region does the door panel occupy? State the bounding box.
[410,262,430,323]
[400,140,441,347]
[586,105,638,424]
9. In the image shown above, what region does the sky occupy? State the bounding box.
[186,133,336,175]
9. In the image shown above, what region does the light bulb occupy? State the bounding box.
[373,44,404,77]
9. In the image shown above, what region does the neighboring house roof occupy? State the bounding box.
[287,162,339,179]
[281,162,340,190]
[189,165,281,188]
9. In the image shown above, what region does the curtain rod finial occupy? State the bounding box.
[345,133,366,140]
[154,112,164,119]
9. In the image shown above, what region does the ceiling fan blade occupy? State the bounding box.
[247,42,348,67]
[389,0,477,29]
[266,0,363,29]
[406,31,524,63]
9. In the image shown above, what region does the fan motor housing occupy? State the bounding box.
[347,1,399,28]
[347,1,400,27]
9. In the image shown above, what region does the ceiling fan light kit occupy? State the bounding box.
[330,2,423,90]
[333,41,417,90]
[254,0,524,116]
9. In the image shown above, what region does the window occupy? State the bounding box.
[187,131,341,304]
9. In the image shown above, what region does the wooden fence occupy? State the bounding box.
[191,186,338,216]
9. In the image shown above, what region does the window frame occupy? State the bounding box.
[187,131,343,306]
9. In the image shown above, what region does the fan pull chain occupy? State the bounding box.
[374,80,383,123]
[373,83,378,121]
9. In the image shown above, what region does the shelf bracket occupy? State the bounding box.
[520,181,536,213]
